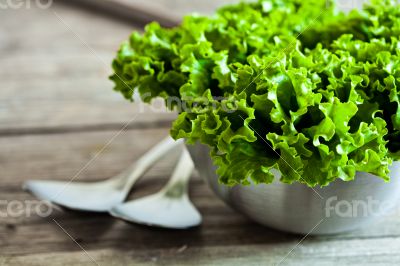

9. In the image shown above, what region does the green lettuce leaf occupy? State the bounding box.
[111,0,400,187]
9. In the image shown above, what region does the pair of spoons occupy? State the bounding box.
[23,137,202,229]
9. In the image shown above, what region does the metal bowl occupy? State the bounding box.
[187,144,400,235]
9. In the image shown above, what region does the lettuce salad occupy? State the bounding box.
[111,0,400,187]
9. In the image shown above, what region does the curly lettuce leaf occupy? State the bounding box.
[111,0,400,187]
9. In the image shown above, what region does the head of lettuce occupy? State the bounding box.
[110,0,400,187]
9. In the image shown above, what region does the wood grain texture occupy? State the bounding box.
[0,1,175,132]
[2,128,400,265]
[63,0,245,27]
[1,0,400,265]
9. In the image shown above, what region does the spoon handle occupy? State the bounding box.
[162,148,195,198]
[119,136,184,192]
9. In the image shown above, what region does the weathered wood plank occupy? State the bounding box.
[1,238,400,266]
[0,128,179,186]
[0,2,176,132]
[1,128,400,264]
[0,75,176,133]
[64,0,246,27]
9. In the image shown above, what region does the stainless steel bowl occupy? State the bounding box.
[187,144,400,235]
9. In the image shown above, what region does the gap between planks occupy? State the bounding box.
[0,120,173,137]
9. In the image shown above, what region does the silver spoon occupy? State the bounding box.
[109,148,201,229]
[23,137,183,212]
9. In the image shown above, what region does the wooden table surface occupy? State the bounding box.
[1,1,400,265]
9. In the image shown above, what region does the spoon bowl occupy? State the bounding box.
[23,179,127,212]
[110,149,201,229]
[110,194,201,229]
